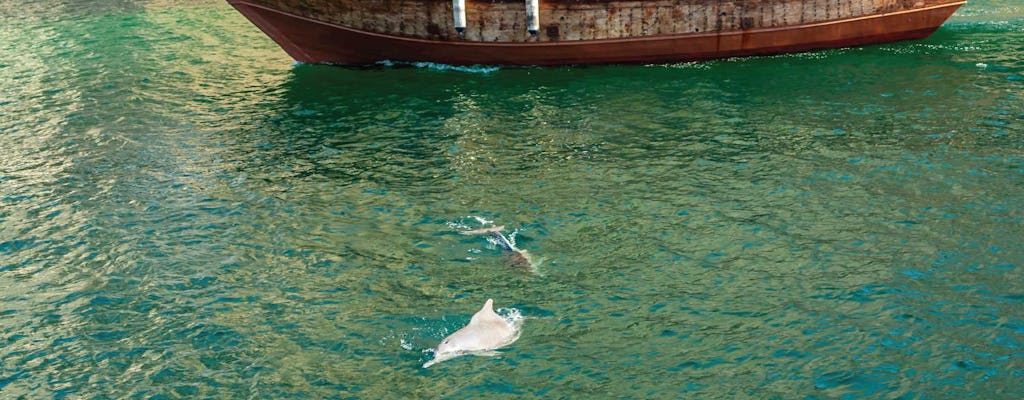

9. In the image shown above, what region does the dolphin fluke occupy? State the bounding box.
[423,299,521,368]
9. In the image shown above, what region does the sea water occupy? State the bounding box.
[0,0,1021,398]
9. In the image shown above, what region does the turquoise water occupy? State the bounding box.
[1,0,1022,398]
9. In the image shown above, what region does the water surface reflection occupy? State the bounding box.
[1,0,1021,398]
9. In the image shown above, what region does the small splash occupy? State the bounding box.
[496,307,526,329]
[484,231,518,249]
[375,60,500,74]
[645,61,714,70]
[446,215,495,232]
[472,216,494,225]
[976,63,988,69]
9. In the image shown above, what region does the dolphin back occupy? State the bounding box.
[423,299,519,368]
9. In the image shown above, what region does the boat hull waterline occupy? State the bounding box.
[228,0,965,66]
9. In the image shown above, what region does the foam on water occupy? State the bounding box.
[375,60,501,74]
[446,215,496,232]
[496,306,526,328]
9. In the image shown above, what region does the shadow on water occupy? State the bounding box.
[234,33,1022,263]
[263,38,1016,173]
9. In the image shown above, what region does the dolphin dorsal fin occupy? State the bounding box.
[470,299,501,324]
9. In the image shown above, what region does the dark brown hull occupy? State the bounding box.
[229,0,964,66]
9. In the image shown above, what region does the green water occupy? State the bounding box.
[1,1,1022,398]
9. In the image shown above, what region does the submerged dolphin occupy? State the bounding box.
[423,299,520,368]
[460,225,537,271]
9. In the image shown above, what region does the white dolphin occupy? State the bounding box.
[423,299,521,368]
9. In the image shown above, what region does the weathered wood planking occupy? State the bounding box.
[245,0,956,42]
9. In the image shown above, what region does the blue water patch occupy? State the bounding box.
[0,238,39,254]
[900,270,929,279]
[813,370,894,397]
[0,371,29,390]
[772,349,807,359]
[668,359,724,371]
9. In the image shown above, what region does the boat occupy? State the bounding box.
[227,0,966,66]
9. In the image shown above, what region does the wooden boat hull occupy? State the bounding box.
[228,0,965,66]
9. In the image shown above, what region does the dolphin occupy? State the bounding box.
[460,225,537,271]
[423,299,520,368]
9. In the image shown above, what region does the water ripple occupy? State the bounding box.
[0,0,1021,398]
